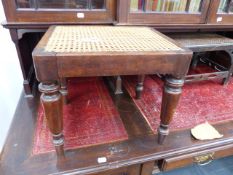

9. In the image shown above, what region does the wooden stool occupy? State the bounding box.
[136,33,233,99]
[170,33,233,84]
[32,26,192,156]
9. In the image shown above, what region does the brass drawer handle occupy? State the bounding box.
[194,153,214,166]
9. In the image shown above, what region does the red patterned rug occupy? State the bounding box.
[33,77,128,155]
[124,66,233,133]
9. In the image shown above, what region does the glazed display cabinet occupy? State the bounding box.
[2,0,116,23]
[1,0,233,175]
[118,0,233,25]
[118,0,210,24]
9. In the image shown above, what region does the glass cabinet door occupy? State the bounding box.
[218,0,233,13]
[5,0,114,23]
[16,0,105,9]
[118,0,210,24]
[130,0,202,13]
[208,0,233,24]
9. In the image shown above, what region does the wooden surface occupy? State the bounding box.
[1,85,233,175]
[168,33,233,52]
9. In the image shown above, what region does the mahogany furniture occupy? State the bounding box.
[1,88,233,175]
[2,0,116,96]
[2,0,233,174]
[32,25,192,155]
[2,0,233,96]
[169,33,233,84]
[117,0,233,26]
[136,33,233,99]
[118,0,210,24]
[2,0,115,23]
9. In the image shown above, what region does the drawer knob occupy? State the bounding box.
[194,153,214,166]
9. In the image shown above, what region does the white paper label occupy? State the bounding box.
[97,157,107,163]
[77,13,85,19]
[217,17,222,22]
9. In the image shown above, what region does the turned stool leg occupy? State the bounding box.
[60,78,68,104]
[39,82,64,156]
[115,76,123,94]
[191,53,199,69]
[136,75,145,99]
[158,76,184,144]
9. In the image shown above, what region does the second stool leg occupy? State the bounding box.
[158,76,184,144]
[39,82,64,157]
[136,75,145,99]
[115,76,123,94]
[191,53,199,69]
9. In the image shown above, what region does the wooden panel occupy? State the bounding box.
[92,164,141,175]
[160,144,233,171]
[128,13,204,24]
[118,0,210,24]
[1,0,116,23]
[117,0,129,24]
[207,0,233,24]
[2,89,233,175]
[141,161,155,175]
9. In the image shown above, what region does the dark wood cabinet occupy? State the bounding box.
[117,0,210,24]
[117,0,233,29]
[2,0,116,23]
[1,1,233,175]
[2,0,233,96]
[2,0,233,26]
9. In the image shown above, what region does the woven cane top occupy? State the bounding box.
[44,26,183,53]
[169,33,233,48]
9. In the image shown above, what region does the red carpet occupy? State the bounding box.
[124,66,233,133]
[33,78,128,155]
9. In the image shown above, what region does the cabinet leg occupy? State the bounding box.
[136,75,145,99]
[60,78,68,104]
[39,82,64,156]
[158,76,184,144]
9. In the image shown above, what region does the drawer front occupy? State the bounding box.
[92,164,141,175]
[160,144,233,171]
